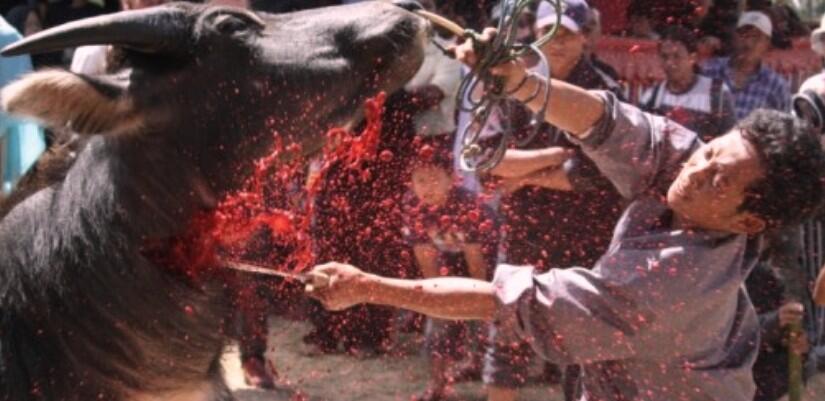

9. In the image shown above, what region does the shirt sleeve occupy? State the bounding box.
[566,91,703,200]
[773,76,791,112]
[562,152,621,194]
[491,232,752,365]
[492,264,642,363]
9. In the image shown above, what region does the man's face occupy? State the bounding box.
[667,130,766,234]
[538,25,585,74]
[659,40,696,83]
[734,26,771,62]
[411,165,452,206]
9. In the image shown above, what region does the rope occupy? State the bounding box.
[453,0,563,172]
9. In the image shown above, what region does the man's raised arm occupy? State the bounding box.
[454,28,605,137]
[454,29,701,199]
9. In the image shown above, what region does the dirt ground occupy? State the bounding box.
[223,317,564,401]
[222,317,825,401]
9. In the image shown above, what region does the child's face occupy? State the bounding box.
[411,165,452,206]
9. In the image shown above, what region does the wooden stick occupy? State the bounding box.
[414,9,465,37]
[220,259,330,291]
[222,259,307,280]
[788,322,804,401]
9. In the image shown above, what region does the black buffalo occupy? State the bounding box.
[0,2,427,400]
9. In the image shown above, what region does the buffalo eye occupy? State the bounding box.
[214,14,251,35]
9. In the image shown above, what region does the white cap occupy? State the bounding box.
[535,0,590,33]
[737,11,772,38]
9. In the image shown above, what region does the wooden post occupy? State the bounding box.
[788,321,803,401]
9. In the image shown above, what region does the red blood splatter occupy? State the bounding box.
[467,209,481,222]
[479,219,494,232]
[145,93,387,281]
[418,144,434,159]
[379,149,394,162]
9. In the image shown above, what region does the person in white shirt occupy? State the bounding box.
[640,25,736,142]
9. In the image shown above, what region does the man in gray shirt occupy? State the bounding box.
[305,29,825,400]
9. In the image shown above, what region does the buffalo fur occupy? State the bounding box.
[0,2,425,401]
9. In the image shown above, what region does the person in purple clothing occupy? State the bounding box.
[305,27,825,401]
[403,141,499,401]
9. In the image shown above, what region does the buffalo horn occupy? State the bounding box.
[2,7,188,56]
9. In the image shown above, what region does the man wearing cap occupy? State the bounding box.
[481,1,624,401]
[702,10,790,121]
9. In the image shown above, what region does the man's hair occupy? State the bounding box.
[739,109,825,229]
[659,26,698,53]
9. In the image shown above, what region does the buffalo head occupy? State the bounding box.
[1,1,427,197]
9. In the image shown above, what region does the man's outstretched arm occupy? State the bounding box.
[306,262,496,321]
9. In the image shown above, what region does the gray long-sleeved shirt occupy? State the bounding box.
[493,92,761,401]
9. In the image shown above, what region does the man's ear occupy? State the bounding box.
[732,213,767,235]
[1,69,142,135]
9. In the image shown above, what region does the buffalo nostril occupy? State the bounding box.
[391,0,423,12]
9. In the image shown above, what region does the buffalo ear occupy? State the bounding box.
[1,69,141,135]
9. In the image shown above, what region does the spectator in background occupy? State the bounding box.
[746,262,812,401]
[624,0,659,40]
[640,26,736,141]
[703,11,790,120]
[5,0,39,34]
[0,15,44,196]
[749,0,809,49]
[403,141,498,401]
[530,0,621,97]
[697,0,741,57]
[481,2,625,401]
[24,0,108,67]
[784,72,825,399]
[685,0,713,28]
[70,0,168,75]
[583,8,620,82]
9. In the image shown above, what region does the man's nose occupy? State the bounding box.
[686,162,713,187]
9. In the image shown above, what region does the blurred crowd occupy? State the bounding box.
[1,0,825,400]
